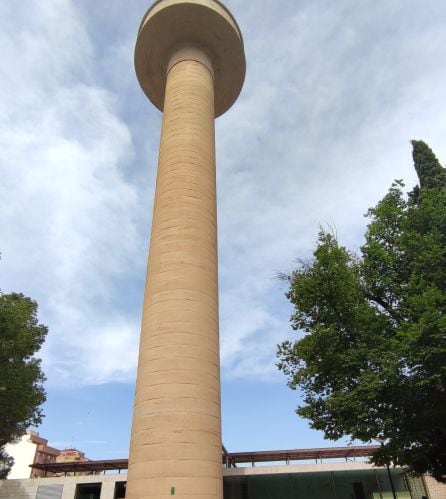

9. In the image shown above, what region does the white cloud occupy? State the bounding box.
[0,0,141,387]
[1,0,446,388]
[216,0,446,379]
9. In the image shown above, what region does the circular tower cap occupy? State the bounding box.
[134,0,246,117]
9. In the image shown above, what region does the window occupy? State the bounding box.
[114,481,126,498]
[75,483,102,499]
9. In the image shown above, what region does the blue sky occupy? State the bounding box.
[1,0,446,460]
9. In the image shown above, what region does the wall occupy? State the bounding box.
[423,475,446,499]
[4,435,37,479]
[1,465,445,499]
[0,475,125,499]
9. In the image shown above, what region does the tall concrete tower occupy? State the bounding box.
[127,1,245,498]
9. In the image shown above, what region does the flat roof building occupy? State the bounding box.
[1,445,445,499]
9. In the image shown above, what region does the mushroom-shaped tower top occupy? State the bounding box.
[134,0,245,117]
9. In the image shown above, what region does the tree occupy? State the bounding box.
[0,292,47,478]
[277,141,446,481]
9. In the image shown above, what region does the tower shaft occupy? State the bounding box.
[127,48,223,499]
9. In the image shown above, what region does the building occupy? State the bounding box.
[127,0,245,496]
[1,445,445,499]
[56,450,88,464]
[4,432,88,479]
[4,431,60,479]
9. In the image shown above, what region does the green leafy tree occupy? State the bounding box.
[0,292,47,478]
[277,141,446,481]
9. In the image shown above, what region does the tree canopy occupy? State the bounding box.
[277,141,446,481]
[0,292,47,478]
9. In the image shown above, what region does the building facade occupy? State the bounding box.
[4,432,60,479]
[4,432,88,479]
[0,464,443,499]
[1,447,445,499]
